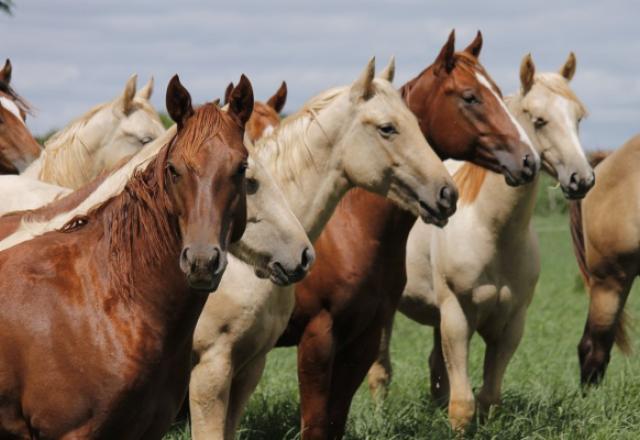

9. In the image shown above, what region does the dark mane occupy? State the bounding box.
[0,79,33,115]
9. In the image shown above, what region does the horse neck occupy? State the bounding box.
[255,99,352,242]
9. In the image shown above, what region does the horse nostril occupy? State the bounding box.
[570,172,580,186]
[438,185,457,210]
[208,248,222,274]
[522,154,536,176]
[180,247,190,268]
[300,247,315,271]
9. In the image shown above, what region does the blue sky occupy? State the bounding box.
[2,0,639,149]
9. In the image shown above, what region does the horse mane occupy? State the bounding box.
[0,79,33,115]
[533,73,588,117]
[38,98,160,188]
[453,162,487,204]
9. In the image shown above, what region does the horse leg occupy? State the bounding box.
[189,346,233,440]
[224,354,267,439]
[429,327,449,406]
[578,274,633,386]
[327,317,384,439]
[439,295,474,431]
[367,312,394,403]
[298,310,335,440]
[476,306,527,420]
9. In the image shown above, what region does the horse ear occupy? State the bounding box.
[520,53,536,95]
[560,52,577,81]
[378,56,395,83]
[166,74,194,130]
[350,57,376,102]
[136,76,154,100]
[224,82,234,105]
[434,30,456,75]
[0,59,12,84]
[266,81,287,113]
[463,30,483,58]
[227,74,254,127]
[212,98,221,106]
[119,74,137,114]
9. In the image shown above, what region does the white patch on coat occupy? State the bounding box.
[0,97,25,125]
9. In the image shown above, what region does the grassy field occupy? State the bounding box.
[165,183,640,439]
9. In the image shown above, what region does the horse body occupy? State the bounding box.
[0,59,41,174]
[391,52,592,430]
[571,135,640,385]
[189,58,457,440]
[0,76,253,439]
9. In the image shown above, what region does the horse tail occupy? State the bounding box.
[615,310,632,355]
[569,199,590,286]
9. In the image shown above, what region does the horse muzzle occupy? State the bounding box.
[180,245,228,292]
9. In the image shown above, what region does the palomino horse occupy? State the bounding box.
[274,31,539,440]
[189,58,457,440]
[0,59,41,173]
[0,75,254,439]
[225,80,287,142]
[570,139,640,386]
[20,74,164,188]
[377,52,592,431]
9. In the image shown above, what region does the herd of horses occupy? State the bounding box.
[0,29,637,439]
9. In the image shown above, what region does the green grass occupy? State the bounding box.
[165,199,640,439]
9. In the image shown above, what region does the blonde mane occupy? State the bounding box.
[37,98,160,188]
[453,162,487,204]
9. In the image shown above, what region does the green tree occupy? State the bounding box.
[0,1,14,15]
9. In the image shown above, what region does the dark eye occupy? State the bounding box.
[246,177,259,195]
[462,90,479,104]
[166,162,180,183]
[140,136,153,145]
[377,123,398,138]
[236,161,248,177]
[534,117,548,129]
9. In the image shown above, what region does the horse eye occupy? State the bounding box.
[140,136,153,145]
[462,91,479,104]
[377,123,398,138]
[246,177,259,195]
[534,117,548,129]
[166,163,180,182]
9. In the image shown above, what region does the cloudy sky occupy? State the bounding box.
[2,0,638,149]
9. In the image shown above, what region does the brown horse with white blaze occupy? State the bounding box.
[275,30,539,439]
[0,58,41,174]
[0,74,254,439]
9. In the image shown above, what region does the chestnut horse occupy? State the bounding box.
[570,138,640,386]
[225,80,287,142]
[0,75,254,439]
[0,58,41,173]
[274,30,539,439]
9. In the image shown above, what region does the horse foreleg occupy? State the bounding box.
[429,327,449,406]
[189,346,233,440]
[367,312,394,403]
[439,295,475,431]
[298,310,335,440]
[224,354,267,439]
[476,306,527,420]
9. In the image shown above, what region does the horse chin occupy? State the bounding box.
[186,273,223,293]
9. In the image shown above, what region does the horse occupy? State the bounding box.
[0,58,41,173]
[376,52,592,431]
[225,80,287,142]
[0,74,255,439]
[273,30,540,440]
[188,57,457,440]
[19,74,164,188]
[569,139,640,386]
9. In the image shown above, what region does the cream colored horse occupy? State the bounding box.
[188,58,457,440]
[371,53,593,430]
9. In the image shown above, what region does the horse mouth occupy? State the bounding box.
[187,273,222,292]
[268,262,305,286]
[418,200,449,227]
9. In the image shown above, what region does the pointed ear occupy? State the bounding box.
[166,74,194,130]
[520,53,536,95]
[227,74,254,127]
[464,30,483,58]
[378,56,395,83]
[560,52,577,81]
[136,76,154,100]
[434,30,456,75]
[0,59,12,84]
[224,82,234,105]
[212,98,221,106]
[266,81,287,113]
[350,57,376,102]
[118,74,137,114]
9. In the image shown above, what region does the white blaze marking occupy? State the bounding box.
[475,72,538,159]
[0,97,25,126]
[555,97,587,161]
